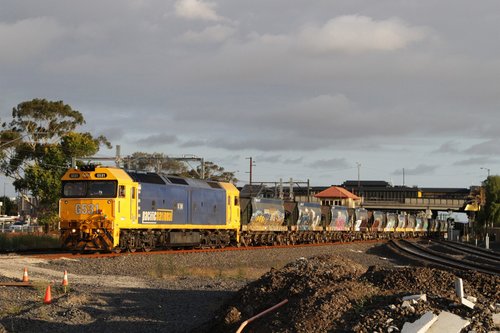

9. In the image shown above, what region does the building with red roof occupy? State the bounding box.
[314,186,361,208]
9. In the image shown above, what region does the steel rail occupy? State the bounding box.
[390,240,500,276]
[434,240,500,264]
[437,240,500,261]
[402,240,500,275]
[401,240,500,273]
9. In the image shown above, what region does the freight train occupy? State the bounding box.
[59,165,448,252]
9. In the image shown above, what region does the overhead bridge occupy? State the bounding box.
[362,198,465,212]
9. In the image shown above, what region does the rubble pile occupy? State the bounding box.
[205,255,500,332]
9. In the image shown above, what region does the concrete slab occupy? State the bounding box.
[465,295,477,303]
[493,312,500,329]
[455,278,464,299]
[460,297,475,309]
[426,311,470,333]
[401,311,437,333]
[403,294,427,302]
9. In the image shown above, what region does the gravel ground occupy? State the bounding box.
[0,241,498,332]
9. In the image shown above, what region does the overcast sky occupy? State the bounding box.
[1,0,499,191]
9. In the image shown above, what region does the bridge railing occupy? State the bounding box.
[362,198,465,210]
[405,198,465,208]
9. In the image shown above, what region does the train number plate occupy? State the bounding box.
[75,204,99,215]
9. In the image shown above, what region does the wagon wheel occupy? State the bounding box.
[142,234,155,252]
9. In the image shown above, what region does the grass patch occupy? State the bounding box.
[186,266,268,280]
[0,233,60,251]
[0,305,23,316]
[148,256,291,280]
[148,256,273,280]
[150,256,187,278]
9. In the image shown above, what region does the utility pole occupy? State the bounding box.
[480,167,492,232]
[356,162,361,188]
[356,162,362,201]
[403,168,405,186]
[2,183,5,215]
[246,157,255,185]
[115,145,121,167]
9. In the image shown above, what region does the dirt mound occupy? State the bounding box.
[204,255,500,332]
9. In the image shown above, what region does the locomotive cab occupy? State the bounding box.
[59,165,138,252]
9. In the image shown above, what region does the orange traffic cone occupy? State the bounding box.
[22,267,29,282]
[43,285,52,304]
[62,270,69,293]
[62,270,68,286]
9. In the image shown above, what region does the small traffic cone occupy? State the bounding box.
[43,285,52,304]
[62,270,68,293]
[22,267,29,282]
[62,270,68,286]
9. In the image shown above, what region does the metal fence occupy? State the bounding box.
[0,223,44,233]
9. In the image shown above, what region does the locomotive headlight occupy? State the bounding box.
[96,229,100,233]
[71,229,76,233]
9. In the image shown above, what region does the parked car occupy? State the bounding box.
[9,221,29,232]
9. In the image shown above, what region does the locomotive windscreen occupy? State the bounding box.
[62,180,117,198]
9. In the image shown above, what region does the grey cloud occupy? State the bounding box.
[296,15,429,54]
[2,1,500,188]
[432,141,461,154]
[179,24,236,43]
[96,127,125,142]
[463,139,500,155]
[136,134,178,147]
[254,155,282,163]
[308,158,351,170]
[208,135,326,152]
[0,17,65,65]
[179,140,206,148]
[453,157,497,167]
[211,154,241,167]
[174,0,223,22]
[392,164,438,176]
[283,157,303,164]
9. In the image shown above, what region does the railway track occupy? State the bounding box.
[435,239,500,263]
[389,239,500,276]
[24,238,388,260]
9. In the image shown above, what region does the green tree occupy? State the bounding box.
[186,161,238,183]
[477,175,500,232]
[0,196,17,216]
[0,99,111,230]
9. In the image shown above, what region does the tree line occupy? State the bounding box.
[0,99,236,229]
